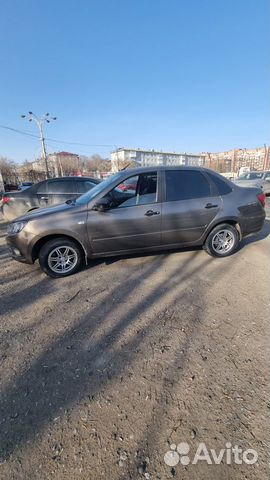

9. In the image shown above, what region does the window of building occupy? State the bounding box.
[165,170,211,201]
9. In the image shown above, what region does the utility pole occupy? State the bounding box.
[231,149,236,175]
[21,112,57,179]
[263,144,269,170]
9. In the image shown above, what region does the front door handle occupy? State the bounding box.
[41,196,49,201]
[205,203,218,209]
[144,210,160,217]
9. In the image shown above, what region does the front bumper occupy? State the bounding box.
[7,245,29,263]
[6,233,35,264]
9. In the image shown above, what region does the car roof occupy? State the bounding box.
[243,171,267,174]
[40,176,99,181]
[116,165,214,176]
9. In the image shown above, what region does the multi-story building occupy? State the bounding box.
[111,148,206,172]
[204,146,270,175]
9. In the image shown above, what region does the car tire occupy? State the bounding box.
[204,223,240,258]
[39,237,83,278]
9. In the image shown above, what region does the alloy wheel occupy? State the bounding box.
[48,246,78,274]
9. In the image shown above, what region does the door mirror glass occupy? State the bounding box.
[92,198,111,212]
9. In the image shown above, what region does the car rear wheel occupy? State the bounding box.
[39,237,83,278]
[204,223,239,257]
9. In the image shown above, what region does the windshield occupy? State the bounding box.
[76,172,123,205]
[238,172,263,180]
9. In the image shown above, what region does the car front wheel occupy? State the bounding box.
[39,237,83,278]
[204,223,239,257]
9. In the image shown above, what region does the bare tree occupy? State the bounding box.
[0,157,17,183]
[84,154,111,173]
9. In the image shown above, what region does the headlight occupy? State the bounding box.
[7,221,27,235]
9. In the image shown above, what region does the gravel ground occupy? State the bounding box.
[0,203,269,480]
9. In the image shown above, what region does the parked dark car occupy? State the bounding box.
[1,176,100,220]
[6,166,266,278]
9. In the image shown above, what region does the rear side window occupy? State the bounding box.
[47,180,74,193]
[206,171,232,195]
[165,170,211,201]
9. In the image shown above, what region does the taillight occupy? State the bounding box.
[2,197,11,204]
[257,192,266,208]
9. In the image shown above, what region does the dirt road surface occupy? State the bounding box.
[0,203,269,480]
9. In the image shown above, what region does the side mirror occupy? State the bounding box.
[92,198,111,212]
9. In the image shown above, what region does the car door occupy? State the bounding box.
[36,181,50,208]
[46,178,76,205]
[86,171,162,254]
[161,169,222,246]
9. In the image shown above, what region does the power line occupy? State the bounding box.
[0,124,40,139]
[0,124,117,149]
[46,138,117,148]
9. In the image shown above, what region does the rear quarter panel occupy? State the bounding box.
[222,186,265,236]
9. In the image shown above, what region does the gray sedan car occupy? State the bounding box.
[234,171,270,195]
[1,176,100,220]
[6,166,266,277]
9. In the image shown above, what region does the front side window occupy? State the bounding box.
[36,182,47,194]
[105,172,157,208]
[165,170,211,201]
[76,180,98,194]
[47,180,74,194]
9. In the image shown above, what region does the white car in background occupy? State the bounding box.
[233,171,270,195]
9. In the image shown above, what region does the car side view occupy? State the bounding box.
[1,176,100,220]
[6,166,266,278]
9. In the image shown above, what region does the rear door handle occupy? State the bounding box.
[41,196,49,201]
[205,203,218,209]
[144,210,160,217]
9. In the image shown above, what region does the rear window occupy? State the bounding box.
[206,171,232,195]
[165,170,211,201]
[238,172,263,180]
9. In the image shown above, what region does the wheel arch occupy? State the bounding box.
[203,218,242,243]
[27,206,39,213]
[32,234,88,264]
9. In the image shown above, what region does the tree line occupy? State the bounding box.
[0,154,111,184]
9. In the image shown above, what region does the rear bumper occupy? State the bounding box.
[240,212,266,237]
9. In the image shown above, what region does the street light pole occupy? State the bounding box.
[21,112,57,179]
